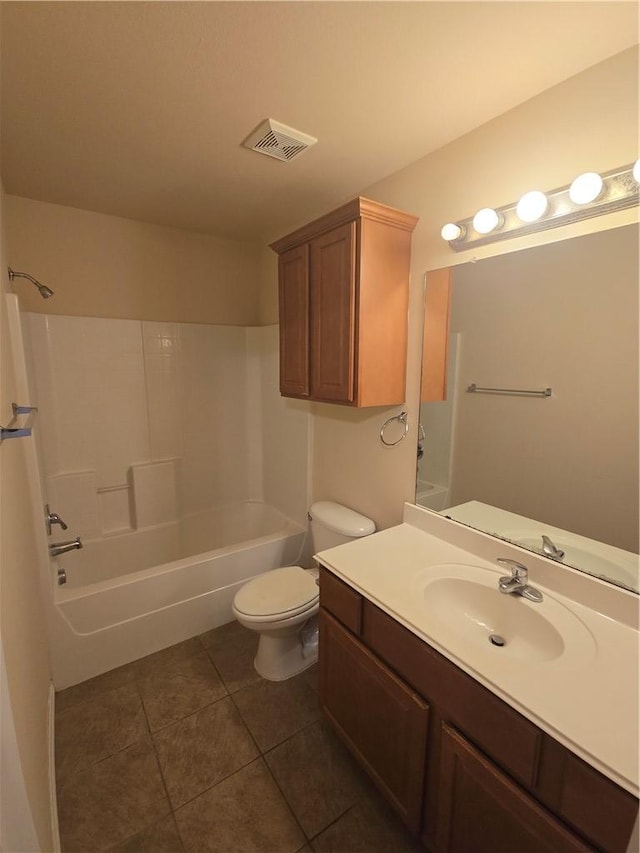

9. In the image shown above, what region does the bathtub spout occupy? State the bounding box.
[49,537,83,557]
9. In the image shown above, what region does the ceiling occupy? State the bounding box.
[1,2,638,242]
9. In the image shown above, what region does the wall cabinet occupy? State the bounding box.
[270,197,418,406]
[318,567,638,853]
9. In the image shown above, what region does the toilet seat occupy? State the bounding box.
[232,566,319,623]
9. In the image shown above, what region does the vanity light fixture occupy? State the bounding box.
[472,208,501,234]
[440,222,464,241]
[569,172,603,205]
[516,190,548,222]
[441,162,639,250]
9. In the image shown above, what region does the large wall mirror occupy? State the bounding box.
[417,223,639,593]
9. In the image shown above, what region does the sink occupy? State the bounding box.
[413,563,596,668]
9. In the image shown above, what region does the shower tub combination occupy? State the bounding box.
[50,500,305,688]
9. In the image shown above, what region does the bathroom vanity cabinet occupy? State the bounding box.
[270,197,418,406]
[318,567,638,853]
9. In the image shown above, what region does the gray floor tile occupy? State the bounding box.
[232,671,321,752]
[153,695,259,808]
[107,814,184,852]
[57,737,170,852]
[175,758,305,853]
[55,662,138,713]
[199,620,261,693]
[133,637,204,678]
[265,719,371,839]
[138,647,227,731]
[56,683,147,790]
[310,791,421,853]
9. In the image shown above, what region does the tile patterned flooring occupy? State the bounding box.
[55,622,421,852]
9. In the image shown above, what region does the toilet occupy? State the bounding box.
[232,501,375,681]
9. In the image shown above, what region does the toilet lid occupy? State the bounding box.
[234,566,318,618]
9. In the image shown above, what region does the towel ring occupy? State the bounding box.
[380,411,409,447]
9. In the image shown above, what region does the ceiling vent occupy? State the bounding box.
[243,119,317,162]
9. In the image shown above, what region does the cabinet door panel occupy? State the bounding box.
[278,244,309,397]
[436,724,593,853]
[309,223,356,402]
[319,610,429,831]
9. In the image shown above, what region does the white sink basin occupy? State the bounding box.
[412,563,596,668]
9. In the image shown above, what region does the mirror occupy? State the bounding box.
[417,223,639,592]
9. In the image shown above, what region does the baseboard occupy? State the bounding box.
[48,681,61,853]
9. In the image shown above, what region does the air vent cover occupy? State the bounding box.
[243,118,317,162]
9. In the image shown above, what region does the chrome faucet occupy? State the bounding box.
[49,537,82,557]
[45,504,68,535]
[497,558,543,602]
[541,535,565,560]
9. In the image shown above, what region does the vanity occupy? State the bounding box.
[315,504,639,853]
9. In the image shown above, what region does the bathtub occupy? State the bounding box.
[50,501,305,688]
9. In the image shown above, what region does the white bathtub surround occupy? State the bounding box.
[130,459,179,529]
[20,313,311,689]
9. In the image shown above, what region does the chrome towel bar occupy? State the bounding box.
[467,384,552,398]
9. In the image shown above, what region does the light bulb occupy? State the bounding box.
[516,190,548,223]
[472,208,500,235]
[569,172,603,205]
[441,223,463,241]
[633,159,640,184]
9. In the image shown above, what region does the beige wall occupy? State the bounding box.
[6,196,261,325]
[299,48,639,530]
[0,188,55,850]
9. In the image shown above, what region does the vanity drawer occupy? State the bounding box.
[318,567,363,635]
[362,601,542,789]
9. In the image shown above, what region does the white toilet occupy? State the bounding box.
[232,501,375,681]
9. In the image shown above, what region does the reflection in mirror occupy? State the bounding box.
[417,224,639,592]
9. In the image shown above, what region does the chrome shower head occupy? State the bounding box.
[8,267,54,299]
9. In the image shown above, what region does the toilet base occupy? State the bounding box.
[253,628,318,681]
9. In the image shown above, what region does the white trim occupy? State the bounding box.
[48,682,61,853]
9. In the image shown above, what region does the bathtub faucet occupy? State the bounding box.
[49,537,83,557]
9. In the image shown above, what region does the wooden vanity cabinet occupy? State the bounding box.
[318,567,638,853]
[320,610,429,831]
[271,197,418,406]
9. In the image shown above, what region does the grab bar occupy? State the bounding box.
[467,384,552,398]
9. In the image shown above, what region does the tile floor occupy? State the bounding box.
[55,621,422,852]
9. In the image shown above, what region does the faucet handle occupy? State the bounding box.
[45,504,68,535]
[496,558,528,581]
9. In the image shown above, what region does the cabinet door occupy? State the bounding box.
[319,610,429,831]
[309,222,356,402]
[436,724,593,853]
[278,244,310,397]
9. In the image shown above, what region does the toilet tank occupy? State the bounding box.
[309,501,376,552]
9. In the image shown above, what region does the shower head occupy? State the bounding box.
[8,267,54,299]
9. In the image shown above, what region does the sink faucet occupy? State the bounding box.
[497,558,543,602]
[49,537,82,557]
[541,535,565,560]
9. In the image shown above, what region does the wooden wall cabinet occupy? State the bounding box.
[270,197,418,407]
[318,567,638,853]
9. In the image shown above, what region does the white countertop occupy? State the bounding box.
[316,504,639,796]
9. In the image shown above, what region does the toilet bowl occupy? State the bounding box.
[232,501,375,681]
[232,565,319,681]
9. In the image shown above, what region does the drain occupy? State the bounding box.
[489,634,506,647]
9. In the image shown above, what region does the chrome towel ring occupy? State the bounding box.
[380,410,409,446]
